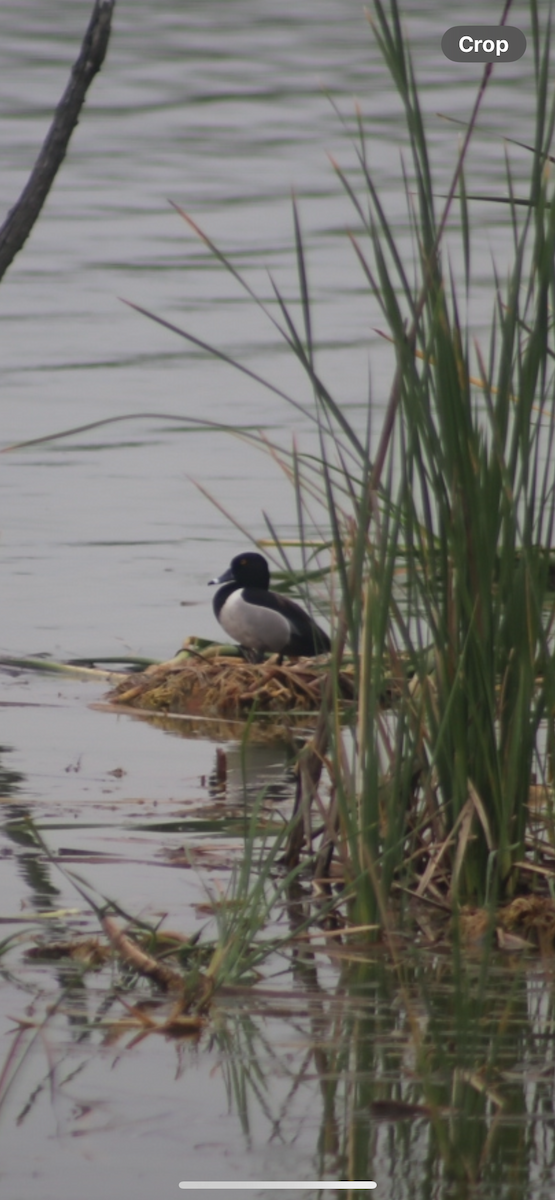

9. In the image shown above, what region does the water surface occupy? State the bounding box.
[1,2,550,1197]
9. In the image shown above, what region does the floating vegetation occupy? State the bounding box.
[107,638,354,722]
[460,896,555,953]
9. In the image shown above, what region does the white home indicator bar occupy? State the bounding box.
[178,1184,377,1191]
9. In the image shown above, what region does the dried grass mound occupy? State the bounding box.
[459,896,555,953]
[107,646,353,721]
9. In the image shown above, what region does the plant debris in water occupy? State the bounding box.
[107,639,353,720]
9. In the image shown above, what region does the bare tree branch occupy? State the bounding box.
[0,0,115,282]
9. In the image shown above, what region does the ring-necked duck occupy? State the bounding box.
[209,551,330,662]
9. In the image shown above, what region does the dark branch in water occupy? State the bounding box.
[0,0,115,282]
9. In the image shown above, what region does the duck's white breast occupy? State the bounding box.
[219,590,291,652]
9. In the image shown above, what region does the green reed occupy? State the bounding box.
[351,0,555,904]
[11,2,555,917]
[128,0,555,913]
[280,0,555,912]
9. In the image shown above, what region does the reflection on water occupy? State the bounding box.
[2,763,555,1199]
[204,740,298,807]
[0,1,548,1196]
[0,745,24,796]
[3,893,555,1199]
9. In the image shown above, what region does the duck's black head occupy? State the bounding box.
[210,551,270,590]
